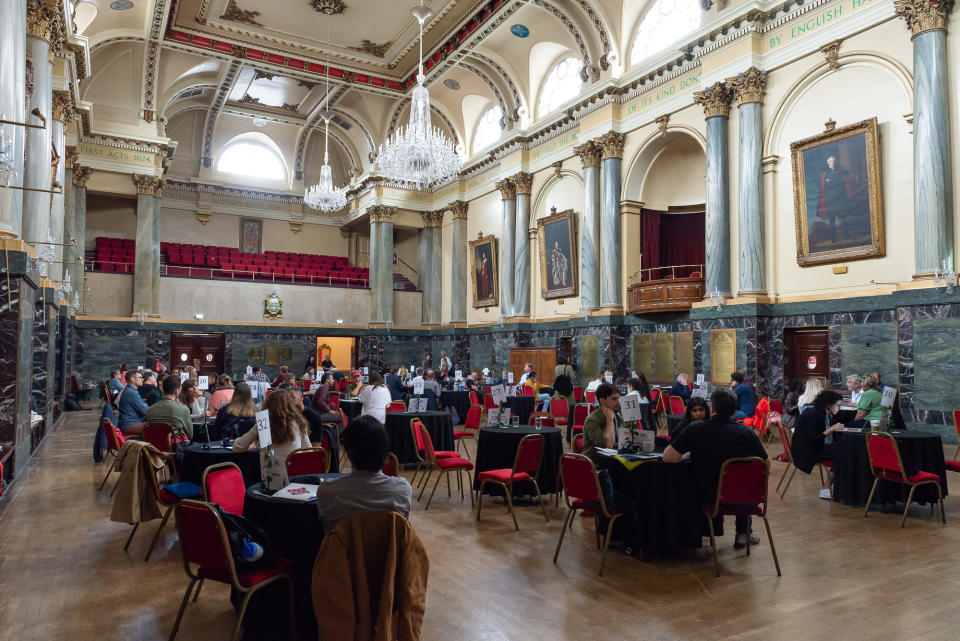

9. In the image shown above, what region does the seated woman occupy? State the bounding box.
[853,374,886,428]
[206,374,235,416]
[524,371,552,412]
[303,365,317,383]
[312,372,342,426]
[178,379,205,421]
[669,373,691,401]
[792,389,845,500]
[670,396,709,438]
[233,389,311,461]
[210,382,257,440]
[315,415,412,531]
[359,372,392,424]
[782,377,804,429]
[797,377,823,412]
[627,375,654,430]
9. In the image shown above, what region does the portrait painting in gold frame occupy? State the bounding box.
[469,234,499,308]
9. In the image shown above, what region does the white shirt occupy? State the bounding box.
[360,385,393,424]
[519,372,530,386]
[850,389,863,405]
[586,379,602,393]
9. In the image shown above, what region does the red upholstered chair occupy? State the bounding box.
[528,411,555,427]
[454,404,483,458]
[703,458,781,577]
[124,455,203,562]
[416,421,474,510]
[476,434,549,530]
[549,397,569,428]
[143,421,184,454]
[386,400,406,413]
[382,452,400,477]
[864,432,945,527]
[585,390,596,404]
[522,385,535,397]
[572,433,584,453]
[776,422,832,498]
[98,417,125,494]
[573,386,584,402]
[285,446,330,476]
[944,409,960,473]
[484,394,497,409]
[409,418,461,490]
[168,500,295,641]
[468,391,480,407]
[649,388,659,406]
[571,403,591,435]
[201,462,245,516]
[553,453,621,576]
[668,396,686,415]
[329,392,340,411]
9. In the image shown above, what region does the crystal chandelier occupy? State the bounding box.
[0,115,16,186]
[34,233,56,278]
[57,270,72,302]
[377,2,462,190]
[304,29,348,213]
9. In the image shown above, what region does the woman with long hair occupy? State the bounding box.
[793,389,845,499]
[211,382,257,439]
[360,371,392,424]
[797,377,824,411]
[178,379,205,421]
[670,396,709,438]
[206,374,234,416]
[233,389,311,460]
[782,377,804,429]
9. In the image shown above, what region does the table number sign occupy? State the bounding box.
[605,375,614,384]
[507,372,514,384]
[180,372,189,383]
[880,387,897,408]
[413,378,425,395]
[486,408,500,426]
[490,384,507,406]
[455,370,463,381]
[198,376,209,390]
[619,392,647,423]
[696,373,705,385]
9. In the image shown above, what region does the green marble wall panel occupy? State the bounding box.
[382,342,426,372]
[840,323,898,385]
[470,340,494,374]
[914,318,960,409]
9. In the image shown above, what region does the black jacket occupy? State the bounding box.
[791,406,829,474]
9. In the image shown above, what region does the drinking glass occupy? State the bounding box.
[511,415,519,428]
[534,416,543,431]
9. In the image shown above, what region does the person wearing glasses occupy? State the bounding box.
[116,370,149,435]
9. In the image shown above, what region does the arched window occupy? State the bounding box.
[472,105,503,154]
[630,0,701,66]
[216,139,286,180]
[537,57,582,118]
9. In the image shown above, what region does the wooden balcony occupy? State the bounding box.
[627,264,705,314]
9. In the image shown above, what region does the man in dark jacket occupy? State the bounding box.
[116,370,148,435]
[385,367,406,401]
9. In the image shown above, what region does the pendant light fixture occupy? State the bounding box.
[304,28,348,212]
[377,1,462,190]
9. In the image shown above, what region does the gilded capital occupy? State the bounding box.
[693,82,734,119]
[598,131,625,159]
[573,141,602,168]
[52,90,75,123]
[421,211,443,228]
[65,146,78,169]
[368,204,397,223]
[153,178,166,198]
[496,177,516,200]
[449,200,468,220]
[132,174,156,196]
[26,2,58,42]
[512,172,533,195]
[729,67,767,106]
[72,165,92,188]
[895,0,955,36]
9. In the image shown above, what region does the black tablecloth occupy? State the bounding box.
[599,454,714,558]
[833,429,947,506]
[506,396,536,426]
[440,390,472,422]
[180,443,261,486]
[384,410,454,463]
[473,425,563,496]
[667,414,684,434]
[245,473,342,639]
[339,399,362,421]
[835,409,858,426]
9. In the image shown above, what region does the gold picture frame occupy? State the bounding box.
[469,234,499,308]
[240,218,262,254]
[790,118,884,266]
[537,207,578,300]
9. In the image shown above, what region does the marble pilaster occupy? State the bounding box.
[575,141,602,311]
[419,211,443,325]
[896,0,955,275]
[49,95,69,282]
[369,217,380,322]
[429,214,442,325]
[497,178,516,318]
[513,172,532,318]
[23,2,57,244]
[131,175,156,317]
[694,82,734,297]
[150,179,164,315]
[730,68,767,294]
[598,132,624,309]
[0,0,27,237]
[70,165,91,302]
[449,201,468,324]
[368,205,397,326]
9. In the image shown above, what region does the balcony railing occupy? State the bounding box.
[627,263,705,314]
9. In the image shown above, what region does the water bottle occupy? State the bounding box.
[241,538,263,562]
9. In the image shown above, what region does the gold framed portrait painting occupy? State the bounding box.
[790,118,884,266]
[469,234,498,308]
[537,207,578,299]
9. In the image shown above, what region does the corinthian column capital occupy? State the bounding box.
[693,82,734,118]
[597,131,625,160]
[450,200,468,220]
[368,204,397,223]
[895,0,955,36]
[573,141,602,168]
[728,67,767,106]
[496,177,516,200]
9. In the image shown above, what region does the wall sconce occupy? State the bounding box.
[709,288,726,311]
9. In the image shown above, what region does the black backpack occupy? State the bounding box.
[554,370,574,397]
[214,504,277,570]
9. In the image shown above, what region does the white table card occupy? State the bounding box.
[198,375,209,390]
[619,392,647,423]
[490,384,507,406]
[486,408,500,426]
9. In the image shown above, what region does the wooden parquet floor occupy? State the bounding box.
[2,410,960,641]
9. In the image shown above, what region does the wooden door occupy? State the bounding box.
[509,347,558,385]
[784,327,829,385]
[170,332,225,376]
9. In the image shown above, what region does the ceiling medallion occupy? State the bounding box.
[311,0,345,14]
[348,39,393,58]
[443,79,460,90]
[510,24,529,38]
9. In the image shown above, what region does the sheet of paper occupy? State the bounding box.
[256,409,272,448]
[508,372,514,384]
[490,384,507,406]
[619,392,646,422]
[198,375,209,390]
[486,408,500,426]
[880,386,897,408]
[413,378,425,395]
[272,483,319,501]
[455,370,463,380]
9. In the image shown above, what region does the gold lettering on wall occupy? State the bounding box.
[677,332,694,379]
[633,334,652,380]
[653,333,676,384]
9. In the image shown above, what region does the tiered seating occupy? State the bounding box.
[93,237,135,272]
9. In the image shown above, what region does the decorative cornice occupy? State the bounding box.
[573,141,602,168]
[895,0,954,36]
[421,211,443,228]
[729,67,767,106]
[512,172,533,196]
[655,114,670,137]
[52,90,75,123]
[347,40,392,58]
[693,82,734,119]
[449,200,468,220]
[597,131,624,160]
[72,165,93,188]
[821,39,843,70]
[345,175,385,200]
[496,177,516,200]
[133,174,160,196]
[368,204,397,223]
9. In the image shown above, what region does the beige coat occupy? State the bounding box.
[311,512,429,641]
[109,440,167,525]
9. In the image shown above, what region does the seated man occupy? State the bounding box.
[315,415,412,531]
[669,373,691,401]
[116,370,148,435]
[663,390,768,548]
[106,368,124,398]
[580,383,623,463]
[846,374,863,405]
[138,370,163,406]
[145,375,194,438]
[730,371,756,419]
[271,366,289,388]
[244,365,270,383]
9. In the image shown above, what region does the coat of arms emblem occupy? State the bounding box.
[263,288,283,319]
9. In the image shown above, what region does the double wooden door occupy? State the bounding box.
[784,327,830,385]
[170,332,225,376]
[509,347,557,385]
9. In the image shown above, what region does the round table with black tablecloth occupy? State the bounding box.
[384,410,454,463]
[440,390,472,422]
[667,414,684,434]
[180,443,261,487]
[835,408,858,426]
[339,398,362,421]
[506,396,536,426]
[245,473,342,639]
[598,453,716,558]
[832,429,947,506]
[472,425,563,497]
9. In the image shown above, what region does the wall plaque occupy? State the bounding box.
[677,332,694,379]
[265,344,280,366]
[249,346,263,361]
[632,334,652,379]
[653,333,675,384]
[280,346,293,361]
[711,329,737,385]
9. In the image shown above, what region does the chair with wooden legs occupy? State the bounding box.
[417,421,474,511]
[476,434,549,530]
[168,500,295,641]
[553,453,621,576]
[864,431,945,528]
[944,409,960,473]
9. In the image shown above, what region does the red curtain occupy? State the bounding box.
[641,210,705,280]
[640,209,660,280]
